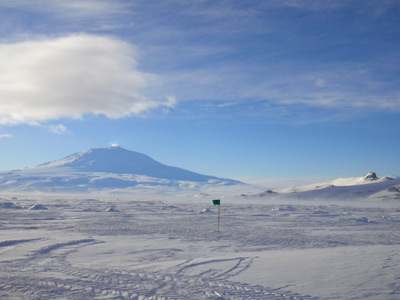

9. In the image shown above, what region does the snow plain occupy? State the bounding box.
[1,190,400,300]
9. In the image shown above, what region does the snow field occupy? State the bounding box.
[1,195,400,299]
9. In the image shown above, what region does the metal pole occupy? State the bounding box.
[217,204,221,231]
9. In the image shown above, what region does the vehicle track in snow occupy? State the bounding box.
[1,267,318,299]
[0,225,318,299]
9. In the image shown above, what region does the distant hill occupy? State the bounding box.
[248,172,400,201]
[0,146,242,193]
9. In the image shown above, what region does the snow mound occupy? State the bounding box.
[193,193,210,198]
[29,204,48,210]
[105,206,119,212]
[198,208,213,214]
[0,202,19,209]
[160,205,178,210]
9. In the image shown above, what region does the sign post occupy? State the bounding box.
[212,199,221,231]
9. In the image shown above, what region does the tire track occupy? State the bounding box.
[32,239,98,256]
[1,263,320,299]
[0,239,37,248]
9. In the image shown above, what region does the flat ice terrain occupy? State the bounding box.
[1,194,400,299]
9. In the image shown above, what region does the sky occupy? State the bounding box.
[0,0,399,187]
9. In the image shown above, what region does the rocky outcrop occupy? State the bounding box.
[363,172,378,181]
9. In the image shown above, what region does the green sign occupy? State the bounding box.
[212,199,220,205]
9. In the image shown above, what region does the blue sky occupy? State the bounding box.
[0,0,399,186]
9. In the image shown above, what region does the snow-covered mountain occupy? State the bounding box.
[251,172,400,201]
[0,146,242,193]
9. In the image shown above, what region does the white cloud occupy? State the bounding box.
[0,133,12,138]
[48,124,69,135]
[0,34,175,125]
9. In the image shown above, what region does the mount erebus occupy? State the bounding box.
[0,146,242,193]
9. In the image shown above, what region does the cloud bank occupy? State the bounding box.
[0,34,175,125]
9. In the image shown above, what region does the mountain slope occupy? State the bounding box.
[34,146,226,182]
[0,146,242,193]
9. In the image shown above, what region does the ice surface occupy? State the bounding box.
[1,192,400,299]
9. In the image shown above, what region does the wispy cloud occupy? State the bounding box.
[157,59,400,117]
[48,124,70,135]
[0,0,134,38]
[256,0,400,12]
[0,133,13,138]
[0,34,175,125]
[123,1,400,119]
[0,0,130,17]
